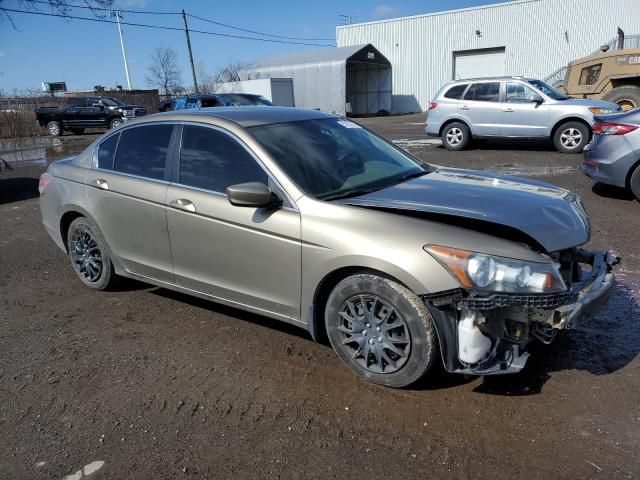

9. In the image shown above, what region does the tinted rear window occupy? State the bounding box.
[464,82,500,102]
[113,125,173,180]
[444,84,468,99]
[96,133,119,170]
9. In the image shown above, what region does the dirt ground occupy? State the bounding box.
[1,115,639,480]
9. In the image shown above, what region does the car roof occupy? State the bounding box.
[141,106,336,128]
[447,76,534,83]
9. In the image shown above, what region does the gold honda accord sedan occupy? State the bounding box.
[39,107,617,387]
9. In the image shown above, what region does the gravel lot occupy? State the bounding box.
[1,116,639,480]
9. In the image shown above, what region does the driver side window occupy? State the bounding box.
[506,82,538,103]
[178,125,268,193]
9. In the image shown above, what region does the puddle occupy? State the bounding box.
[0,136,93,170]
[392,138,442,149]
[482,164,577,177]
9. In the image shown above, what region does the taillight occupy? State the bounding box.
[38,172,53,194]
[428,102,438,110]
[592,121,638,136]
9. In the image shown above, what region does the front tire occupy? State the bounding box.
[46,121,62,137]
[66,217,117,291]
[603,86,640,112]
[109,117,123,129]
[325,274,437,387]
[441,122,471,151]
[553,121,590,154]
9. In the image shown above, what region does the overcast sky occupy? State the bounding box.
[0,0,511,92]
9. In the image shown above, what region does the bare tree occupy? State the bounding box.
[1,0,115,28]
[196,62,217,94]
[145,47,183,96]
[213,61,249,84]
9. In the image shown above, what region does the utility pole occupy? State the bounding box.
[113,11,132,90]
[182,9,198,94]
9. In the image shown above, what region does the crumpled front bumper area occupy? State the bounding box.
[552,249,618,329]
[424,248,619,375]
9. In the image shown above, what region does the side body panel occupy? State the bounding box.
[166,185,302,320]
[86,170,174,283]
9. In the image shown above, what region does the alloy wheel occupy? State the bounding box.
[111,119,122,128]
[336,295,411,374]
[446,127,463,146]
[70,228,103,282]
[560,128,582,149]
[47,123,60,136]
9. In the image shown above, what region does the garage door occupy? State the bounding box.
[453,48,506,80]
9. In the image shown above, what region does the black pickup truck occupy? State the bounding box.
[35,96,147,136]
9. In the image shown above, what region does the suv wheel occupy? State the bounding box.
[109,118,123,129]
[554,121,589,154]
[441,122,470,151]
[325,274,437,387]
[46,121,62,137]
[67,217,118,290]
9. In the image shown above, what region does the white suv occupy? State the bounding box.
[425,77,620,153]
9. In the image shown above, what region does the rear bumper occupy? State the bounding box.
[583,136,637,188]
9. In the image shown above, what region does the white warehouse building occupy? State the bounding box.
[336,0,640,113]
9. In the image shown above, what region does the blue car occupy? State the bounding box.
[583,109,640,200]
[162,93,273,112]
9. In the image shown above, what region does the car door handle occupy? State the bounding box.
[90,178,109,190]
[168,198,196,213]
[503,107,514,112]
[460,105,471,110]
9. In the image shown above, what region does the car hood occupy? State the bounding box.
[337,167,590,253]
[555,98,620,110]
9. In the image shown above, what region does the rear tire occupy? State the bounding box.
[553,121,590,154]
[441,122,471,151]
[46,121,62,137]
[325,274,437,388]
[603,86,640,112]
[66,217,118,291]
[630,165,640,201]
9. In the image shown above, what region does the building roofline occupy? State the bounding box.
[336,0,542,30]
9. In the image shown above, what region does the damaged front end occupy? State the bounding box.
[423,247,619,375]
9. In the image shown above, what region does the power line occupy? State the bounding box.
[0,7,336,46]
[23,0,335,41]
[187,13,334,41]
[24,0,180,15]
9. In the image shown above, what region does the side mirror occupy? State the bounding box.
[531,94,544,104]
[92,103,104,109]
[226,182,281,208]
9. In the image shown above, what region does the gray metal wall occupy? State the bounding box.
[336,0,640,113]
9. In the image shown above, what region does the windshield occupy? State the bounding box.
[220,94,273,106]
[101,97,126,106]
[249,118,430,199]
[527,79,569,100]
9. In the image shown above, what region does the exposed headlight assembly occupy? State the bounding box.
[425,245,566,294]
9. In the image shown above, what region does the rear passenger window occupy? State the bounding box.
[179,125,268,193]
[464,82,500,102]
[444,84,468,99]
[96,133,119,170]
[113,125,173,180]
